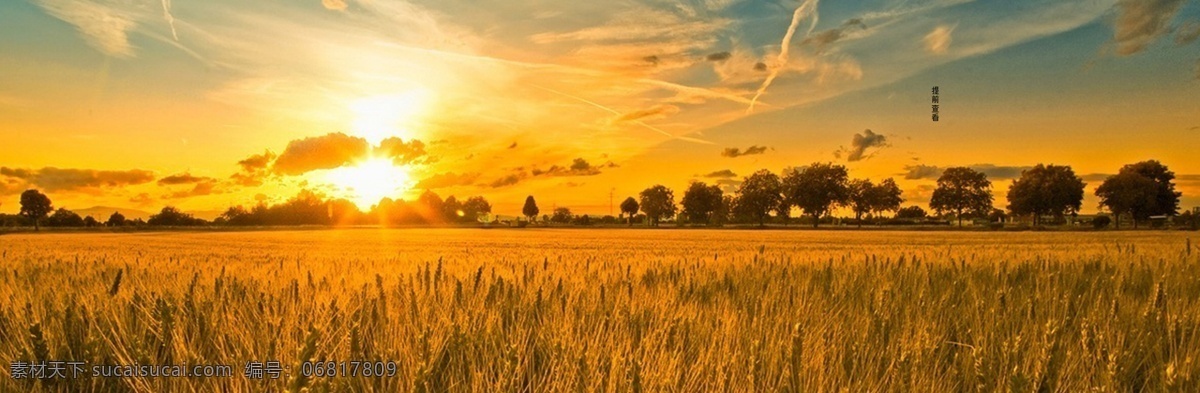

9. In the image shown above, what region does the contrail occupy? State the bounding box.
[161,0,178,41]
[532,85,714,145]
[748,0,820,113]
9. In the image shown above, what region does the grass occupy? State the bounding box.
[1,229,1198,392]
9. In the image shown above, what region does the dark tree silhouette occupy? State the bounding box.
[46,208,84,227]
[442,195,462,222]
[417,190,445,223]
[680,181,723,225]
[783,163,850,228]
[462,196,492,222]
[872,178,904,219]
[551,207,573,223]
[847,179,875,227]
[1007,164,1085,226]
[929,167,993,227]
[148,206,206,226]
[638,185,676,226]
[895,206,927,219]
[1118,160,1181,216]
[620,197,639,226]
[1095,171,1157,229]
[522,196,540,223]
[735,169,783,227]
[106,211,126,227]
[19,189,52,231]
[83,216,99,227]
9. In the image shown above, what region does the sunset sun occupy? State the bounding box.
[326,157,413,209]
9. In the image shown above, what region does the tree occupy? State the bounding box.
[1007,164,1085,226]
[735,170,783,227]
[638,185,676,226]
[1120,160,1181,217]
[106,211,127,227]
[783,163,850,228]
[619,197,639,226]
[148,206,205,226]
[871,178,904,219]
[1095,171,1158,229]
[847,179,875,227]
[83,216,99,227]
[417,190,444,223]
[551,207,573,224]
[987,208,1007,223]
[19,189,52,231]
[442,195,462,222]
[522,196,540,222]
[45,208,84,227]
[680,181,723,225]
[462,196,492,222]
[895,206,927,219]
[929,167,993,227]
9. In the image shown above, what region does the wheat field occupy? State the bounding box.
[1,229,1198,392]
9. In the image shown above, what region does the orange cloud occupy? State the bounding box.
[0,167,154,193]
[271,133,370,176]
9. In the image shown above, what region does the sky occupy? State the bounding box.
[1,0,1199,218]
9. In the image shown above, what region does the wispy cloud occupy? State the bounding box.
[1111,0,1186,56]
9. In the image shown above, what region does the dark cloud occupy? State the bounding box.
[643,55,660,65]
[164,180,222,199]
[715,178,742,194]
[705,51,731,61]
[158,173,217,186]
[375,137,427,165]
[902,164,1033,180]
[702,169,737,178]
[486,158,611,188]
[721,145,769,158]
[0,167,155,193]
[614,105,680,123]
[1111,0,1186,56]
[414,172,481,190]
[237,151,276,172]
[129,193,153,206]
[271,133,371,175]
[508,142,517,149]
[1177,21,1200,45]
[802,18,868,51]
[488,173,526,188]
[0,177,23,195]
[1079,173,1115,182]
[835,129,888,162]
[753,62,767,72]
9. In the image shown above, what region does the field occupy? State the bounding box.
[1,229,1198,392]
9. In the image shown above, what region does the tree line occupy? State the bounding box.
[3,160,1195,230]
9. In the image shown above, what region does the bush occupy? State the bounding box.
[1092,216,1111,229]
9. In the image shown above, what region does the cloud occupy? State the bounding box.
[129,193,153,206]
[1112,0,1187,56]
[1195,59,1200,80]
[158,173,216,186]
[702,169,737,178]
[35,0,140,57]
[1177,21,1200,45]
[721,145,769,158]
[532,158,603,177]
[375,137,427,165]
[901,164,1033,180]
[835,129,888,162]
[322,0,348,11]
[414,172,481,190]
[705,52,732,61]
[271,133,371,175]
[486,158,611,188]
[164,179,222,199]
[0,167,155,193]
[487,173,526,188]
[802,18,869,51]
[1079,173,1115,182]
[748,0,820,112]
[715,178,742,194]
[238,151,277,171]
[924,25,955,55]
[613,105,680,123]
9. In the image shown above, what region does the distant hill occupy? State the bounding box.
[72,206,152,221]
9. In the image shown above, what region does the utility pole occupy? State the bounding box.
[609,188,614,216]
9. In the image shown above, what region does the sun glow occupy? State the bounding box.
[325,157,413,210]
[350,90,430,145]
